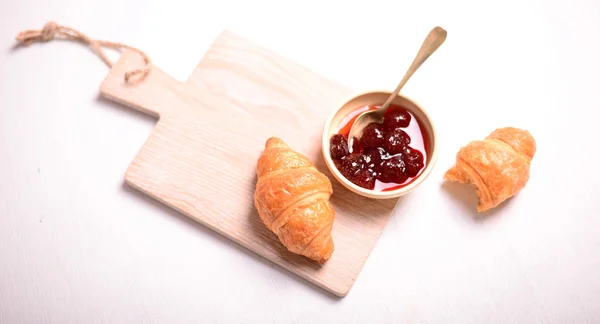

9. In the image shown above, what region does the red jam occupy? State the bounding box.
[329,104,429,191]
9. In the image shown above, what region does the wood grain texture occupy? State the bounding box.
[99,31,398,297]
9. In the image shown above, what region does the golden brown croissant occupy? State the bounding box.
[253,137,335,263]
[444,127,536,212]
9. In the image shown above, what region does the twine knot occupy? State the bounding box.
[15,21,150,83]
[40,21,58,42]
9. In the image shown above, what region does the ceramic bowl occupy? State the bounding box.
[322,91,438,199]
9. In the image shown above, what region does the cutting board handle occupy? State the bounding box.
[100,51,182,118]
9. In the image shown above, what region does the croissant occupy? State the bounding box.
[253,137,335,263]
[444,127,536,212]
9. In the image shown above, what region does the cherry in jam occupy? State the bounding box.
[383,107,411,131]
[359,123,385,150]
[379,155,409,184]
[329,104,428,191]
[403,147,425,177]
[384,128,411,154]
[329,134,349,160]
[338,154,363,179]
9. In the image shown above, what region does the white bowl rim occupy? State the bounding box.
[321,89,439,199]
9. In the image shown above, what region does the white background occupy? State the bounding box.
[1,0,599,323]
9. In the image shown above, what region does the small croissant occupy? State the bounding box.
[254,137,335,263]
[444,127,536,212]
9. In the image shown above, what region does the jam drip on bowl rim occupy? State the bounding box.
[329,104,428,191]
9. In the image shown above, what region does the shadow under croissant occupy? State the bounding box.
[244,175,324,270]
[244,173,335,270]
[441,180,515,222]
[245,206,325,268]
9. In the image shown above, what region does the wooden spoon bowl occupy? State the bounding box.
[322,91,439,199]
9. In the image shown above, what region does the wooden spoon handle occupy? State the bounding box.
[380,26,447,110]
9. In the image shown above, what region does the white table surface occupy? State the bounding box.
[2,0,600,323]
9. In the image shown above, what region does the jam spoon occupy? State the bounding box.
[348,26,447,152]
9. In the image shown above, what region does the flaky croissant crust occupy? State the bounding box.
[445,127,536,212]
[254,137,335,263]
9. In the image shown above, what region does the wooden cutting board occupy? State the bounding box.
[100,31,398,297]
